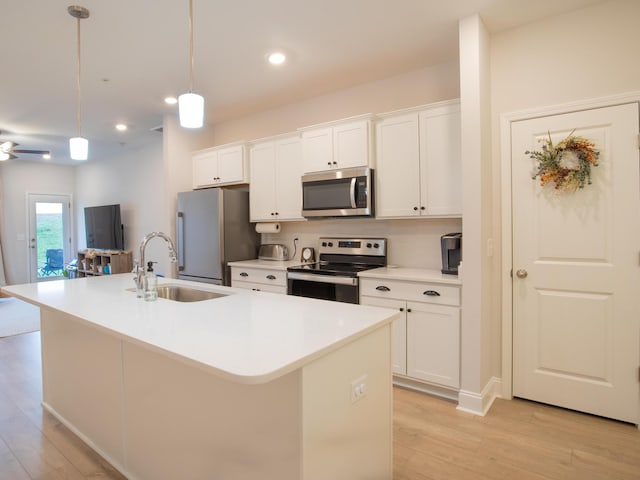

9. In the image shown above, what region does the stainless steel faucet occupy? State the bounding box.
[134,232,178,292]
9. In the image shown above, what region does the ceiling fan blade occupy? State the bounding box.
[11,149,50,155]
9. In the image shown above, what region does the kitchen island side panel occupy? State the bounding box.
[40,309,126,469]
[302,324,393,480]
[122,340,303,480]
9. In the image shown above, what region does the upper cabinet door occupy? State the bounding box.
[192,149,219,189]
[419,104,462,216]
[217,145,247,184]
[332,120,370,169]
[249,142,277,222]
[301,127,333,173]
[274,136,304,221]
[249,135,303,222]
[375,113,422,218]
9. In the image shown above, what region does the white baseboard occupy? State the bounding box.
[456,376,502,416]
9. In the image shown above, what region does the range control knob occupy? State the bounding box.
[373,243,379,248]
[321,242,327,247]
[328,242,333,247]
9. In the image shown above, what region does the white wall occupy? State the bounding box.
[210,62,460,145]
[490,0,640,389]
[0,162,76,284]
[75,139,172,276]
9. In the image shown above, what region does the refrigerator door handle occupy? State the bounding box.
[177,211,185,271]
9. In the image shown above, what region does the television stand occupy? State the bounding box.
[76,250,133,277]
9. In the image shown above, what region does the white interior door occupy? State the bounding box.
[28,193,72,283]
[511,103,640,424]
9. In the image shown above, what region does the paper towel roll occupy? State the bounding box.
[255,222,281,233]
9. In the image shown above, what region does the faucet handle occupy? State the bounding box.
[132,259,140,274]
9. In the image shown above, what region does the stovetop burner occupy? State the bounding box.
[287,261,380,277]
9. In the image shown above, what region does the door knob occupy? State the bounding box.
[516,269,528,279]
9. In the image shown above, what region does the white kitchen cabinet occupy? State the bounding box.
[192,143,248,189]
[359,296,407,375]
[375,100,461,218]
[360,276,460,389]
[231,266,287,294]
[300,117,372,173]
[249,135,303,222]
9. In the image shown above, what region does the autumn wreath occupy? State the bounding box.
[526,132,600,191]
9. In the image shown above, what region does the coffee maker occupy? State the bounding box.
[441,233,462,275]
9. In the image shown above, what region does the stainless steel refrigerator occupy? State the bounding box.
[176,188,259,285]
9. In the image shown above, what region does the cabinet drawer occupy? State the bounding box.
[232,280,287,294]
[230,267,287,287]
[360,278,460,307]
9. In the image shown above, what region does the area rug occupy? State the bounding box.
[0,297,41,337]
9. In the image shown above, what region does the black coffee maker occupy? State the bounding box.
[441,233,462,275]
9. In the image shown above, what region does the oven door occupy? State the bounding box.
[287,272,359,304]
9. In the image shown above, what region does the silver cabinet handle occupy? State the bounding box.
[423,290,440,296]
[516,269,528,279]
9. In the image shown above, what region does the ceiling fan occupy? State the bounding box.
[0,134,50,161]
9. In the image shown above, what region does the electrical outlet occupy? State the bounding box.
[350,374,368,403]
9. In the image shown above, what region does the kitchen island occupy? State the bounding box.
[3,274,397,480]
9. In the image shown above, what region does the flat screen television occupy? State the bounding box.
[84,204,124,250]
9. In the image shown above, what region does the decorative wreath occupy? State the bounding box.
[526,132,600,191]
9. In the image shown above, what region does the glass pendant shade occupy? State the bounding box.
[69,136,89,160]
[178,92,204,129]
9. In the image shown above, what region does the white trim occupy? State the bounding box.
[456,376,502,416]
[393,376,459,402]
[42,402,134,480]
[499,90,640,400]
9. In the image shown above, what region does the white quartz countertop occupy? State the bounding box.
[227,258,303,270]
[358,267,461,285]
[2,274,397,384]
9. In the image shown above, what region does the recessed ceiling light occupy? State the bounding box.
[164,96,178,105]
[43,153,51,160]
[115,123,128,131]
[268,52,286,65]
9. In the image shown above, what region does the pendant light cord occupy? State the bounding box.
[75,15,82,138]
[188,0,194,93]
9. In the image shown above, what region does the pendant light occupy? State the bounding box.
[68,5,90,160]
[178,0,204,129]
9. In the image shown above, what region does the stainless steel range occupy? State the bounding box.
[287,237,387,304]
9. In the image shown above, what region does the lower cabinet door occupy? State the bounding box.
[232,280,287,294]
[360,296,407,375]
[406,302,460,388]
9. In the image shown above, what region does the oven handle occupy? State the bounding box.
[287,272,358,286]
[349,177,357,208]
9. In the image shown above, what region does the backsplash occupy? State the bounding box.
[262,217,462,269]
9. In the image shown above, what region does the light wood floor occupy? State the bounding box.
[1,332,639,480]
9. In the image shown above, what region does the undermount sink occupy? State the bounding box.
[128,285,227,302]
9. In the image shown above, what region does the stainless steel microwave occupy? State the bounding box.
[301,167,374,218]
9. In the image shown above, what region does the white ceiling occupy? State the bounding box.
[0,0,604,165]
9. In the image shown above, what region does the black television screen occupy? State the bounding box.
[84,204,124,250]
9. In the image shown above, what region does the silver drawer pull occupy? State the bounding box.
[266,274,276,280]
[240,272,249,277]
[375,285,390,292]
[423,290,440,296]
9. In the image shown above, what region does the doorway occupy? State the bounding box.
[504,100,640,424]
[27,194,72,282]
